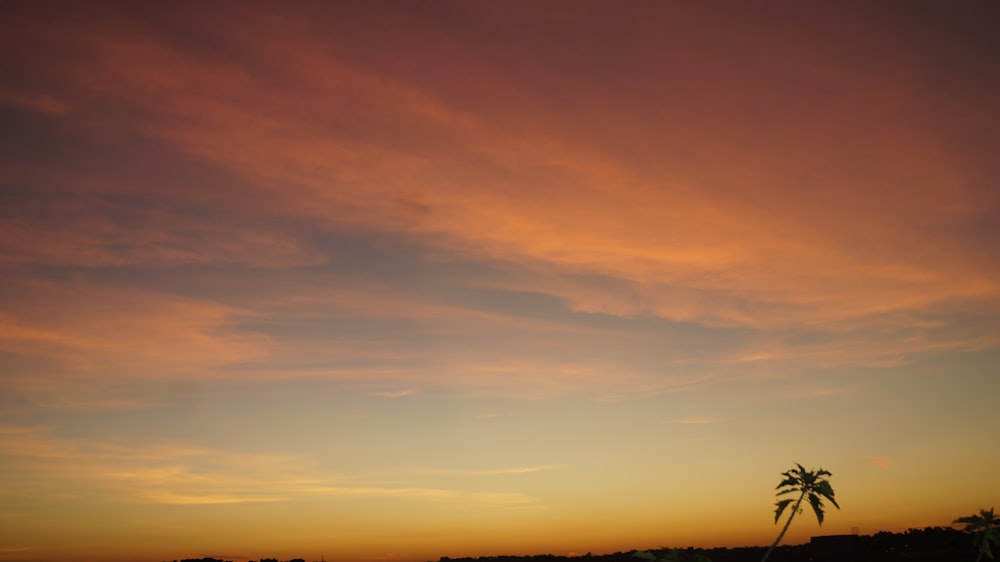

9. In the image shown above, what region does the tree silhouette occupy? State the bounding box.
[633,548,711,562]
[760,463,839,562]
[954,507,1000,562]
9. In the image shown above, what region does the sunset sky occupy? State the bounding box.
[1,2,999,561]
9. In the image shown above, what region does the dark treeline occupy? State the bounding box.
[164,527,975,562]
[167,558,307,562]
[438,526,976,562]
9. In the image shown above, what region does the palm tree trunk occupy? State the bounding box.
[761,491,805,562]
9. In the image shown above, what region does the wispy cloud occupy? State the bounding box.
[0,2,995,423]
[667,416,722,425]
[0,90,70,115]
[368,389,419,398]
[0,279,269,380]
[782,387,844,400]
[6,0,996,340]
[0,5,998,557]
[303,486,539,507]
[866,456,894,470]
[0,426,541,508]
[417,466,557,476]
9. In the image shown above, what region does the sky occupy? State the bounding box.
[1,1,999,561]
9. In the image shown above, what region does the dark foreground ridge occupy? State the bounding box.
[441,527,976,562]
[165,526,978,562]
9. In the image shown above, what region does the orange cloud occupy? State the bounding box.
[2,6,998,562]
[4,2,997,342]
[0,3,995,414]
[667,416,722,425]
[866,456,895,470]
[0,278,270,385]
[0,425,543,509]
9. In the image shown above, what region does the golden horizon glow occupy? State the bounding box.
[1,2,999,562]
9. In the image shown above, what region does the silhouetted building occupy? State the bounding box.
[810,534,858,561]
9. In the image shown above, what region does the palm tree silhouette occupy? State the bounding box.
[954,507,1000,562]
[760,463,839,562]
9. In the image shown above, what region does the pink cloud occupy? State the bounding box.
[866,456,895,470]
[0,2,996,385]
[0,278,270,383]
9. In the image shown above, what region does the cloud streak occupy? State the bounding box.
[0,4,998,558]
[417,466,558,477]
[667,417,722,425]
[3,2,996,340]
[0,425,540,508]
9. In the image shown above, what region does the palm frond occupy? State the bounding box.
[775,476,799,490]
[808,493,826,525]
[816,480,839,509]
[775,498,795,523]
[955,515,982,526]
[954,507,1000,561]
